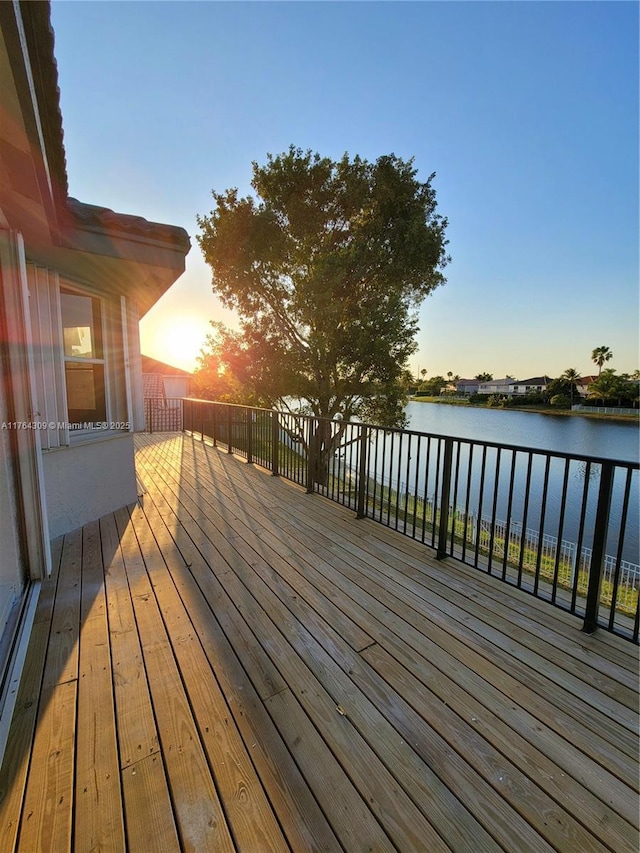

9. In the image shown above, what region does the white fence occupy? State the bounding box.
[572,405,638,416]
[476,516,639,600]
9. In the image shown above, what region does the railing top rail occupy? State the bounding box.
[179,398,640,471]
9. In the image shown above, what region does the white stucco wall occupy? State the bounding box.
[42,433,138,538]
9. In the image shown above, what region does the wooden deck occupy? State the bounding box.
[0,432,638,852]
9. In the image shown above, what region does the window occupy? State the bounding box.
[60,288,106,426]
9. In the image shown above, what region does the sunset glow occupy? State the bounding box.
[140,316,210,374]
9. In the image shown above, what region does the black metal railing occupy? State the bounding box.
[144,397,184,433]
[161,398,640,641]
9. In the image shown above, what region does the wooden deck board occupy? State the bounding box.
[0,432,637,852]
[74,522,125,852]
[144,437,639,777]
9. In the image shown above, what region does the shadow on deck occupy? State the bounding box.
[0,432,637,851]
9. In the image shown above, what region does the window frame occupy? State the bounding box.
[59,284,110,434]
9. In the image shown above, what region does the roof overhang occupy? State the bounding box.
[36,198,190,316]
[0,1,190,316]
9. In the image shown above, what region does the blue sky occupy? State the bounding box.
[50,1,639,380]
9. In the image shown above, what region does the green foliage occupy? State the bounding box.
[192,323,261,404]
[550,394,570,407]
[546,377,571,399]
[587,369,639,407]
[486,394,515,408]
[474,372,493,382]
[591,345,613,375]
[419,375,447,395]
[196,146,450,431]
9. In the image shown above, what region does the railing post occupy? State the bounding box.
[306,420,316,494]
[356,425,369,518]
[227,405,233,453]
[583,461,614,634]
[247,408,253,464]
[436,438,454,560]
[271,411,280,476]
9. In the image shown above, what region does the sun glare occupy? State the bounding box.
[159,320,207,372]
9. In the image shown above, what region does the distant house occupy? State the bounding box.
[477,378,514,396]
[141,355,193,430]
[455,379,480,395]
[575,376,597,398]
[142,355,193,399]
[509,376,551,396]
[0,2,189,728]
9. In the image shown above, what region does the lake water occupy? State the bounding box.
[375,403,640,565]
[405,402,639,463]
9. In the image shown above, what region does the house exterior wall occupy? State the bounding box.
[124,299,145,432]
[510,381,548,396]
[24,261,145,537]
[478,380,513,395]
[41,433,137,539]
[455,381,479,395]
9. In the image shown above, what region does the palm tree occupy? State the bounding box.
[561,367,581,405]
[591,346,613,375]
[587,369,619,406]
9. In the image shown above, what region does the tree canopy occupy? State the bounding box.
[587,369,638,407]
[591,346,613,375]
[196,146,450,429]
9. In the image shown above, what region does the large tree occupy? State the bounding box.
[196,147,450,434]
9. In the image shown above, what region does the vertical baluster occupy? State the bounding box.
[570,461,591,612]
[247,407,253,463]
[487,448,502,575]
[385,431,395,529]
[377,431,386,524]
[394,432,404,530]
[449,441,461,555]
[607,467,632,632]
[501,450,517,581]
[432,439,443,550]
[583,461,614,634]
[533,456,551,596]
[461,443,474,562]
[306,417,316,493]
[474,445,488,569]
[436,438,453,560]
[421,437,432,544]
[356,425,369,519]
[551,459,571,603]
[411,436,422,539]
[517,454,533,587]
[271,411,279,476]
[403,434,412,534]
